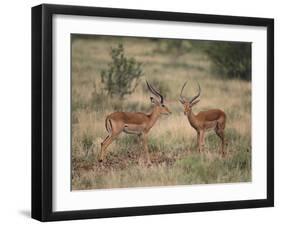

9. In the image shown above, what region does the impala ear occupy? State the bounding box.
[190,99,200,106]
[150,96,159,105]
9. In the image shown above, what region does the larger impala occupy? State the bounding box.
[98,81,171,164]
[179,81,227,156]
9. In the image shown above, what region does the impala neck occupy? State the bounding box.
[187,109,199,130]
[148,107,161,129]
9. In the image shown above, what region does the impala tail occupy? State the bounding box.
[105,116,112,134]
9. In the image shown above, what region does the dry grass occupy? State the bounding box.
[71,36,251,190]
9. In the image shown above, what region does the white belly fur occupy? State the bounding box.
[123,124,145,135]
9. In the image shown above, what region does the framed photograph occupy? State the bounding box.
[32,4,274,221]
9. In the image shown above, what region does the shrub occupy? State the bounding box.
[203,41,252,80]
[189,40,251,80]
[101,44,143,99]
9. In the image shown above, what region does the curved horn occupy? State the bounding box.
[146,80,164,103]
[146,80,157,96]
[189,81,201,104]
[179,81,188,103]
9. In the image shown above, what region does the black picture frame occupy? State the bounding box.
[32,3,274,222]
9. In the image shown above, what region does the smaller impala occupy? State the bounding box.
[179,81,227,156]
[98,81,171,164]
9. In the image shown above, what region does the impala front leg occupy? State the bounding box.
[197,131,201,153]
[201,130,205,152]
[197,130,205,153]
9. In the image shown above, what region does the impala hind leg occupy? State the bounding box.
[215,126,226,157]
[99,134,117,162]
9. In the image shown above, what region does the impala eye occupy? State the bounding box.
[161,104,165,107]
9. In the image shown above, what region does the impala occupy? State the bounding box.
[179,81,227,156]
[98,81,171,164]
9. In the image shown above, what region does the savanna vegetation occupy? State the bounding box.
[71,35,251,190]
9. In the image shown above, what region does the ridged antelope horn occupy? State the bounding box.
[189,81,201,104]
[179,81,188,103]
[146,80,164,104]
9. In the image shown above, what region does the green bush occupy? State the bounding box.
[101,44,143,99]
[189,40,251,80]
[203,41,252,80]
